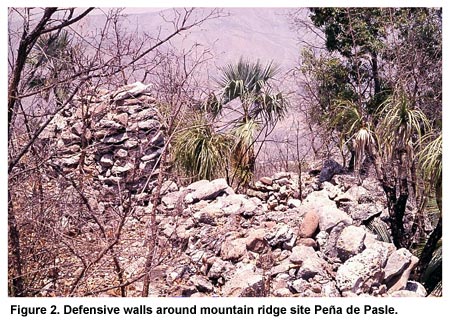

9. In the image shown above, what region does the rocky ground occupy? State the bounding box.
[122,170,426,297]
[38,82,427,297]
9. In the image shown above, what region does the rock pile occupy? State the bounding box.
[41,82,164,192]
[129,172,425,297]
[39,84,424,297]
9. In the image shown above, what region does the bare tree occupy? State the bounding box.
[8,7,223,297]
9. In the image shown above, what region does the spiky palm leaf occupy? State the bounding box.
[421,243,442,293]
[376,93,430,160]
[353,126,376,183]
[329,100,364,135]
[417,131,442,184]
[173,117,232,181]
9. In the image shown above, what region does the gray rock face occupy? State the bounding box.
[185,178,230,203]
[112,82,152,101]
[245,228,268,253]
[336,225,367,261]
[404,281,428,297]
[290,245,327,280]
[190,275,214,293]
[208,259,233,279]
[43,82,164,192]
[222,267,264,297]
[383,248,413,283]
[318,207,352,232]
[336,247,389,294]
[319,159,343,182]
[387,256,419,293]
[265,224,295,249]
[303,190,352,232]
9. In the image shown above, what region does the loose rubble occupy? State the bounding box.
[39,82,425,297]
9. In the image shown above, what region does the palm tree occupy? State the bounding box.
[414,131,442,292]
[173,115,232,181]
[206,58,288,188]
[372,92,430,248]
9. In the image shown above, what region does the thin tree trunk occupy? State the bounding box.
[371,51,381,95]
[8,190,25,296]
[141,143,169,297]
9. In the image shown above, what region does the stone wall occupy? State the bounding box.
[41,82,164,193]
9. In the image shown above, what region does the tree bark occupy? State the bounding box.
[370,51,381,95]
[8,190,25,296]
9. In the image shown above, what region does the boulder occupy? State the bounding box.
[100,154,114,167]
[387,256,419,293]
[336,225,367,261]
[302,190,352,232]
[185,179,230,203]
[208,259,233,279]
[190,275,214,293]
[336,247,389,294]
[383,248,413,284]
[222,267,264,297]
[264,224,295,248]
[317,207,352,232]
[319,159,343,183]
[245,228,268,253]
[221,237,247,261]
[298,210,319,238]
[260,176,273,185]
[404,281,428,297]
[290,245,327,280]
[112,81,152,101]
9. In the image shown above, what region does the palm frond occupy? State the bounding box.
[417,131,442,183]
[376,93,430,148]
[173,117,232,181]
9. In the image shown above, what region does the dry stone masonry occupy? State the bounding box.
[136,172,425,297]
[41,82,164,193]
[39,83,425,297]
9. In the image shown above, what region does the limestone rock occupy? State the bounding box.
[112,82,152,101]
[336,247,389,294]
[302,189,352,232]
[222,267,264,297]
[290,245,327,280]
[383,248,413,284]
[336,225,367,261]
[185,178,230,203]
[319,159,343,183]
[190,275,214,293]
[208,259,233,279]
[221,237,247,261]
[264,224,295,248]
[100,154,114,167]
[405,281,427,297]
[260,176,273,185]
[245,228,268,253]
[387,256,419,293]
[317,206,352,232]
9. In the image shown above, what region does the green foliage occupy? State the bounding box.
[173,116,232,181]
[205,58,288,187]
[301,6,441,290]
[300,49,357,121]
[26,30,74,101]
[310,8,385,57]
[417,132,442,185]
